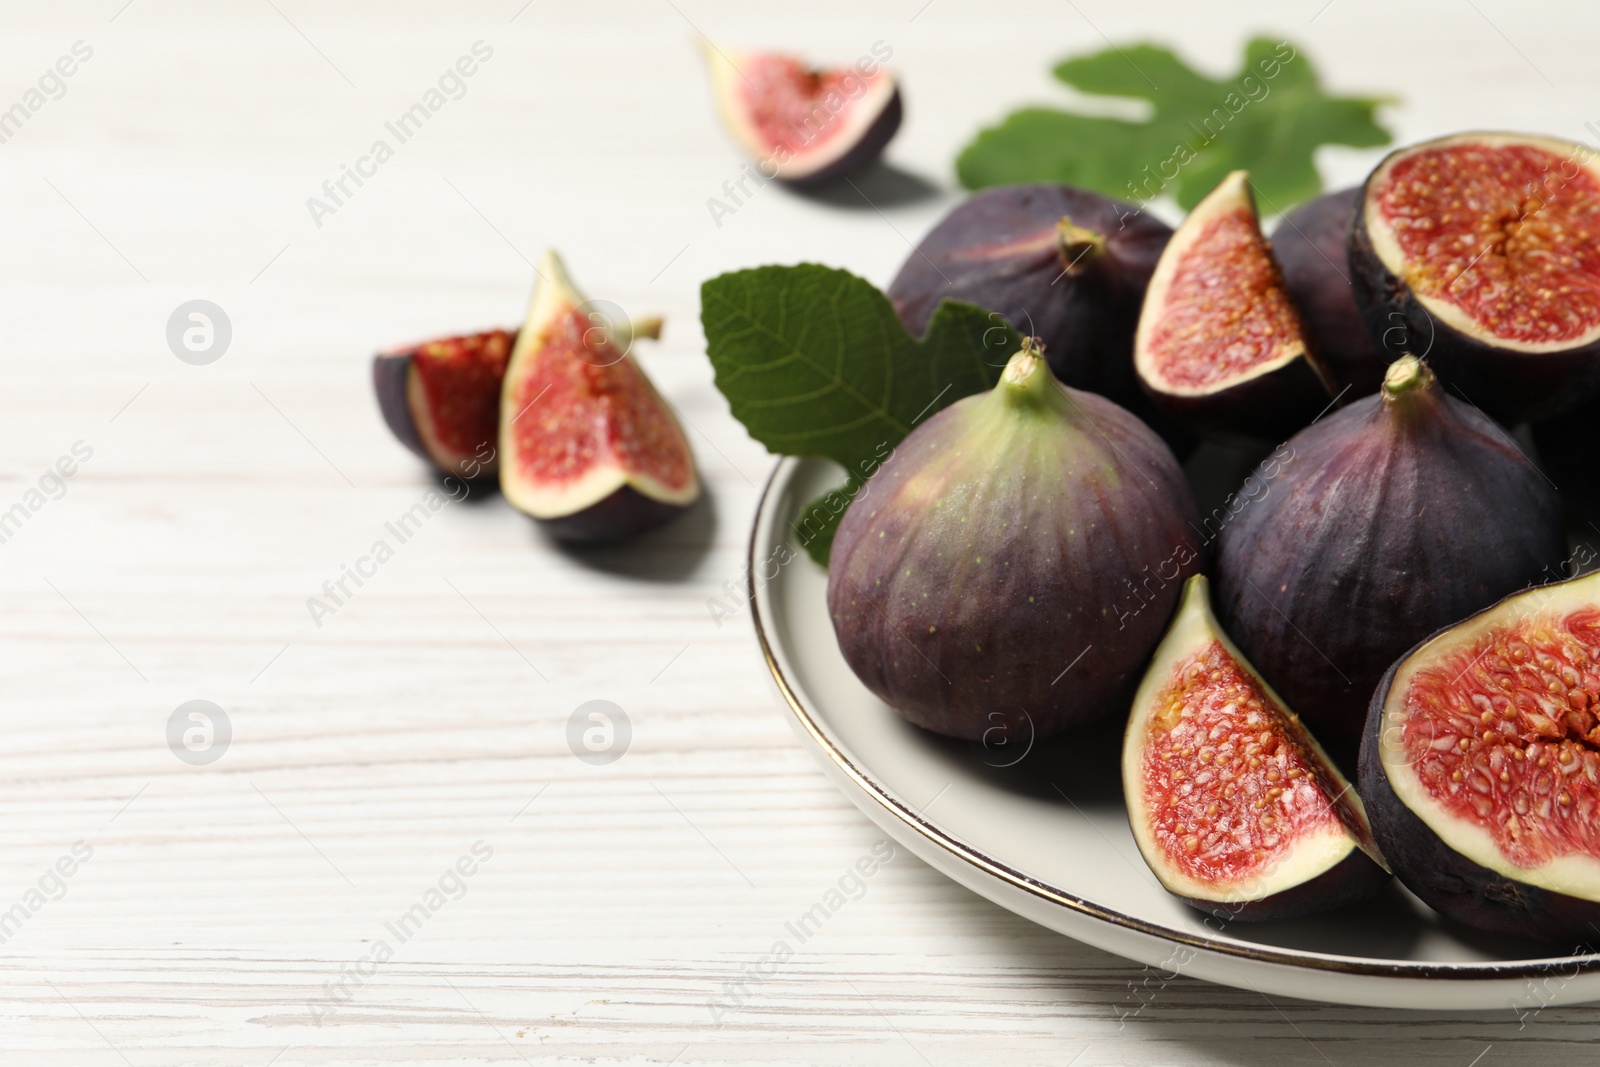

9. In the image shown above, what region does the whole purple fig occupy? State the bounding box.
[827,342,1202,742]
[887,184,1173,411]
[1214,355,1566,755]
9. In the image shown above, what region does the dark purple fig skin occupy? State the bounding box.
[1533,394,1600,517]
[827,352,1202,741]
[1361,636,1600,945]
[1272,188,1387,400]
[373,349,429,463]
[1348,141,1600,423]
[888,184,1175,407]
[1141,352,1330,447]
[1180,846,1389,923]
[786,89,903,186]
[1214,359,1566,757]
[537,484,694,544]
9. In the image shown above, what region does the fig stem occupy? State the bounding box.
[1381,354,1434,399]
[998,339,1078,420]
[1057,218,1106,275]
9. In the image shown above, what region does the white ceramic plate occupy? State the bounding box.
[749,456,1600,1010]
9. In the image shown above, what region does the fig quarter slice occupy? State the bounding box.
[702,45,902,185]
[498,251,700,544]
[1126,575,1388,921]
[1135,170,1333,442]
[1362,569,1600,943]
[374,328,514,479]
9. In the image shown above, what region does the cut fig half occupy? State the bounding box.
[1350,131,1600,421]
[1362,569,1600,943]
[702,45,902,185]
[498,251,699,544]
[1125,575,1388,921]
[1135,170,1333,442]
[374,328,514,479]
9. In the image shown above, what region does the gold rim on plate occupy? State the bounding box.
[746,456,1600,987]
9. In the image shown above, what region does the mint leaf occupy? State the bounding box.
[701,264,1021,564]
[956,38,1392,212]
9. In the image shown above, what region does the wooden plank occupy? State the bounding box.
[1,0,1596,1060]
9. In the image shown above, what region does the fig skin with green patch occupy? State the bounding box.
[826,343,1202,742]
[1271,187,1387,399]
[1215,356,1566,757]
[1348,132,1600,422]
[1127,575,1388,921]
[1360,570,1600,944]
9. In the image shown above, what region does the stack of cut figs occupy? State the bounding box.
[831,131,1600,944]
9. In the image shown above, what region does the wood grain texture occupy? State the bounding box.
[1,0,1597,1062]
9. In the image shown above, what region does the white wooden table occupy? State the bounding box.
[3,0,1598,1061]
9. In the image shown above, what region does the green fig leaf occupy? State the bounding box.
[701,264,1022,565]
[955,37,1393,212]
[789,481,858,567]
